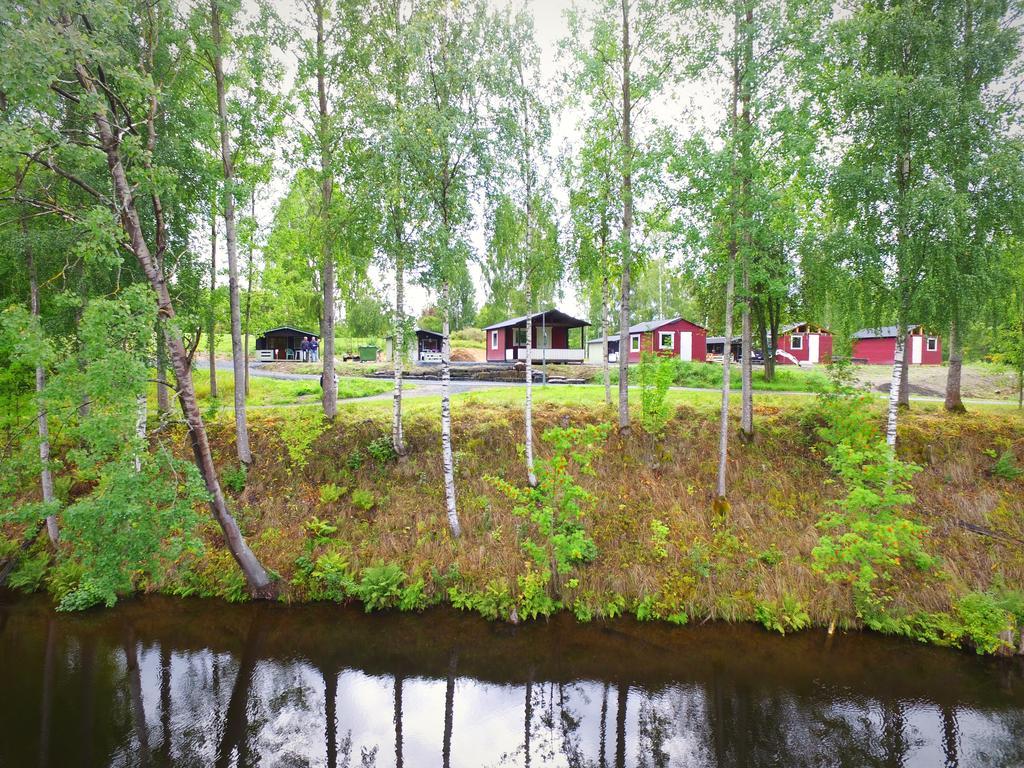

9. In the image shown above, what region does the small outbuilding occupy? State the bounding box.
[254,326,319,361]
[385,328,445,364]
[852,324,942,365]
[485,309,590,363]
[705,335,742,362]
[587,317,708,364]
[776,322,833,365]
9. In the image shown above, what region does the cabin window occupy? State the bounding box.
[514,326,551,348]
[790,334,803,350]
[926,337,938,352]
[659,331,674,350]
[514,327,527,346]
[491,330,499,350]
[630,334,641,352]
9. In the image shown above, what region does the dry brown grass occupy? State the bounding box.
[174,401,1024,630]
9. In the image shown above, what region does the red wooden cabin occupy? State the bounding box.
[852,325,942,365]
[776,322,833,365]
[587,317,708,364]
[485,309,590,363]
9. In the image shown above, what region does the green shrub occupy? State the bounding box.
[755,595,810,635]
[353,564,405,611]
[957,592,1016,655]
[488,423,609,578]
[309,552,353,601]
[649,519,670,561]
[222,463,248,493]
[987,448,1023,481]
[345,448,365,472]
[8,550,48,593]
[449,579,514,621]
[517,568,558,620]
[350,489,375,511]
[319,483,346,504]
[367,436,397,465]
[280,411,328,469]
[398,578,431,611]
[638,353,675,435]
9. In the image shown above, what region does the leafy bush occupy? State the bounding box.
[517,567,558,620]
[350,489,375,511]
[489,423,609,578]
[957,592,1016,655]
[345,448,365,472]
[755,595,810,635]
[319,483,346,504]
[987,448,1023,481]
[449,579,514,621]
[638,353,675,435]
[634,593,688,625]
[353,564,405,611]
[280,411,328,469]
[649,519,670,561]
[222,463,248,494]
[367,436,397,465]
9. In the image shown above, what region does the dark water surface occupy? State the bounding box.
[1,595,1023,768]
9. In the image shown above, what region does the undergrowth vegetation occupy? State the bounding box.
[4,379,1023,655]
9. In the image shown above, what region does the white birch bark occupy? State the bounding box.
[27,229,58,545]
[740,262,753,440]
[602,274,611,407]
[392,247,406,455]
[134,393,147,474]
[211,0,251,464]
[716,262,735,500]
[886,329,906,449]
[525,297,536,487]
[315,0,337,421]
[440,282,460,537]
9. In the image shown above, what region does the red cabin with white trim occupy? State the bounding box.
[587,317,708,364]
[776,322,833,365]
[852,325,942,365]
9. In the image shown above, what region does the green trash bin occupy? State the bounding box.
[358,345,379,362]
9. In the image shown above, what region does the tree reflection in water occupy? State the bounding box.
[0,597,1023,768]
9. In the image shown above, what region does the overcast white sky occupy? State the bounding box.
[215,0,725,323]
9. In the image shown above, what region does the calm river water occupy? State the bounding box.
[1,594,1023,768]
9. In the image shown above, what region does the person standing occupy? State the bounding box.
[300,336,310,362]
[311,336,319,363]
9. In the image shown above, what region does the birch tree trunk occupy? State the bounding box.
[315,0,338,421]
[26,225,59,546]
[211,0,251,465]
[602,273,611,407]
[944,317,965,412]
[392,243,406,455]
[440,282,461,537]
[617,0,633,436]
[898,342,911,408]
[72,54,275,598]
[209,215,217,399]
[739,263,753,441]
[716,257,735,502]
[244,193,254,397]
[156,322,170,415]
[886,327,906,449]
[524,291,536,487]
[135,393,147,474]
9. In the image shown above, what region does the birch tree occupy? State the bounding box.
[405,0,496,536]
[563,0,688,435]
[1,1,276,597]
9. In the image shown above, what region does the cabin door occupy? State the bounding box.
[679,331,693,362]
[808,334,820,364]
[911,335,923,364]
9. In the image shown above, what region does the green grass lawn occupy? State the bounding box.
[150,370,396,408]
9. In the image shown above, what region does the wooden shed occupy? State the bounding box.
[254,326,319,361]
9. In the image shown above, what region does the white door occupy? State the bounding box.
[679,331,693,361]
[808,334,820,364]
[911,335,923,364]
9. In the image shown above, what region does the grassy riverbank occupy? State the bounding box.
[4,391,1019,655]
[136,391,1024,655]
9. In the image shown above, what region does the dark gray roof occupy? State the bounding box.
[852,324,922,339]
[706,335,742,345]
[258,325,319,338]
[484,308,590,331]
[386,327,443,341]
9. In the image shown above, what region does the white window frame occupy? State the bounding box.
[790,334,804,351]
[926,336,938,352]
[490,330,499,350]
[630,334,641,352]
[658,331,674,350]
